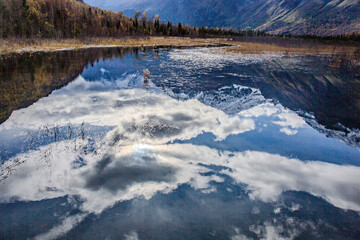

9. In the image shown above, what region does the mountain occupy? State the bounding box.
[1,0,245,39]
[83,0,360,35]
[164,83,360,149]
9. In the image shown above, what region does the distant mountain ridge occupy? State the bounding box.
[84,0,360,35]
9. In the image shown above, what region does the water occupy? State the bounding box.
[0,46,360,239]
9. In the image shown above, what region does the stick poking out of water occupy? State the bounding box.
[143,69,150,82]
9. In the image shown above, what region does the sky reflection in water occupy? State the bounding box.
[1,47,360,240]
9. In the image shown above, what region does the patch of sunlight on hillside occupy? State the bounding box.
[339,0,359,7]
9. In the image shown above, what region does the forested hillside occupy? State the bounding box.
[85,0,360,36]
[0,0,263,38]
[0,0,154,38]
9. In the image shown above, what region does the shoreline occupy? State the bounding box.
[1,36,359,56]
[0,37,232,56]
[2,43,231,56]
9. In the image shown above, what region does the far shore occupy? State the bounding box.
[1,36,359,56]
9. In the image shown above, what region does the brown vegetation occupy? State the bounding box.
[0,37,228,54]
[1,35,360,56]
[219,40,360,55]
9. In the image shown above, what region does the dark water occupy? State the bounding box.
[0,46,360,240]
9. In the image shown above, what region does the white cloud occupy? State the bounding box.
[2,143,360,216]
[239,103,279,118]
[231,233,252,240]
[280,128,298,135]
[273,111,306,129]
[239,103,306,136]
[34,214,86,240]
[0,76,255,144]
[1,71,359,239]
[124,231,139,240]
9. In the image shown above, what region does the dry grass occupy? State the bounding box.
[221,40,360,55]
[0,36,359,56]
[0,37,225,54]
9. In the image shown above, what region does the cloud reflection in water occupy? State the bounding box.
[1,72,360,239]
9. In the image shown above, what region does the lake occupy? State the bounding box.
[1,44,360,239]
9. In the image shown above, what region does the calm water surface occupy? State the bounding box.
[0,46,360,239]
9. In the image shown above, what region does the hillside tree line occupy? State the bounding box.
[0,0,266,38]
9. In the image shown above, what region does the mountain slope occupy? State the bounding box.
[84,0,360,35]
[1,0,225,38]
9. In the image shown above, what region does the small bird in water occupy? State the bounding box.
[143,69,150,83]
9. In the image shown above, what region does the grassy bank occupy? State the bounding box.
[1,36,359,56]
[0,37,228,54]
[221,37,360,55]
